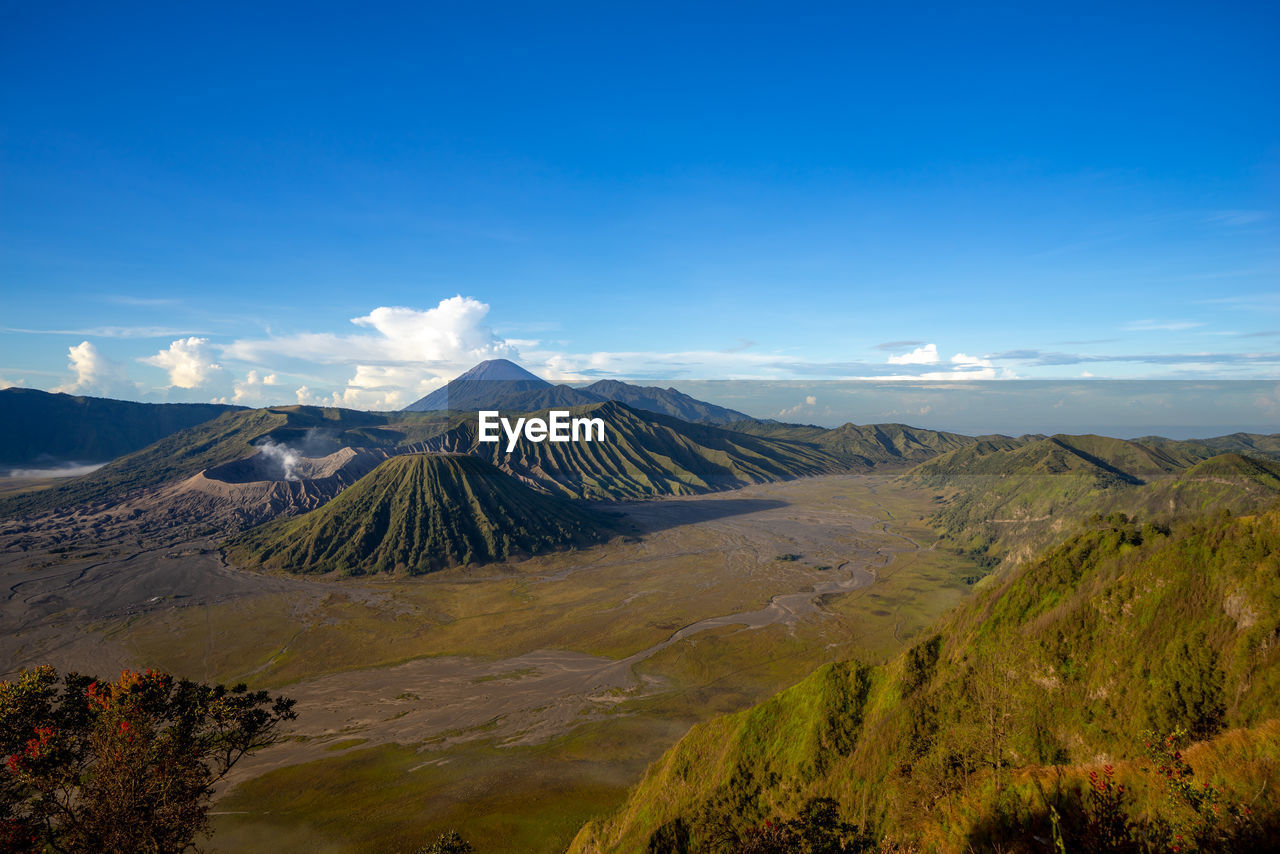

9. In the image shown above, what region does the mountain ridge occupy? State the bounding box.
[0,387,241,469]
[572,504,1280,852]
[225,453,610,575]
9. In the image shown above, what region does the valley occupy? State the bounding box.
[1,472,974,852]
[4,370,1279,853]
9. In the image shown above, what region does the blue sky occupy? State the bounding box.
[1,2,1277,411]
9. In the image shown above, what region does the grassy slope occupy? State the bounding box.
[726,420,980,467]
[904,433,1280,568]
[1,402,847,516]
[428,401,849,500]
[225,454,609,575]
[574,508,1280,852]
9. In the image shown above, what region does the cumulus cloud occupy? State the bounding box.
[224,296,518,408]
[349,298,517,364]
[53,341,132,395]
[293,366,439,410]
[226,296,515,369]
[231,370,281,405]
[887,343,939,365]
[141,337,224,388]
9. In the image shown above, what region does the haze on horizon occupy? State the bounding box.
[2,3,1277,428]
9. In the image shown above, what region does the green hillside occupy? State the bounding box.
[426,401,848,500]
[225,454,610,575]
[726,420,979,467]
[0,401,841,515]
[1184,452,1280,490]
[0,406,409,516]
[1180,432,1280,459]
[574,508,1280,853]
[904,435,1280,568]
[0,387,239,467]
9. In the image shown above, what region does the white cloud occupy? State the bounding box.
[951,352,993,368]
[225,296,519,408]
[331,387,408,410]
[335,364,447,410]
[231,370,281,405]
[349,298,518,363]
[887,343,939,365]
[141,337,224,388]
[52,341,132,396]
[226,296,515,369]
[1123,320,1204,332]
[293,372,427,411]
[0,376,25,389]
[777,394,820,418]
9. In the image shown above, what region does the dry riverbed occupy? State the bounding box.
[1,474,976,853]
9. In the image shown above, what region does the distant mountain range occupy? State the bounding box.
[0,388,241,469]
[6,363,1280,578]
[401,358,753,424]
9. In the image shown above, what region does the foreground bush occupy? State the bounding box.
[0,666,296,854]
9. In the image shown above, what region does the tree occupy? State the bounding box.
[0,665,296,854]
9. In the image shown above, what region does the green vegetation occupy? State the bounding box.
[904,434,1280,568]
[0,405,411,516]
[0,400,845,519]
[0,666,295,854]
[167,477,967,852]
[0,387,239,468]
[225,454,610,575]
[574,507,1280,852]
[726,420,978,468]
[428,401,847,500]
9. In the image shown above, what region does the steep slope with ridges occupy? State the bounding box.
[421,401,847,500]
[225,454,609,575]
[573,509,1280,853]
